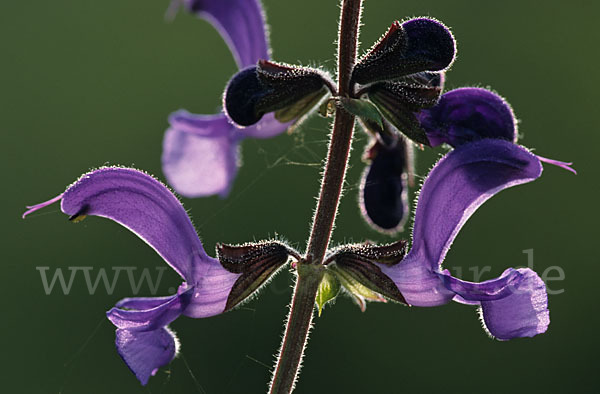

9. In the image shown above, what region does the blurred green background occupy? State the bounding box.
[2,0,598,393]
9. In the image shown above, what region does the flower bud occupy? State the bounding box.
[361,139,410,232]
[351,18,455,85]
[224,61,331,127]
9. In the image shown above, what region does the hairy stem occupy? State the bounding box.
[268,1,363,393]
[268,265,324,394]
[306,0,362,263]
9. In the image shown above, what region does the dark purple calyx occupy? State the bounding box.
[361,138,411,233]
[351,18,455,85]
[365,72,444,145]
[217,241,298,311]
[324,241,408,305]
[224,60,332,127]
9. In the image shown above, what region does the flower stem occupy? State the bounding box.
[268,1,363,393]
[268,264,324,394]
[305,0,362,265]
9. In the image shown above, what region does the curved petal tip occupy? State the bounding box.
[479,268,550,340]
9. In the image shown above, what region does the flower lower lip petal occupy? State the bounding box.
[115,327,179,386]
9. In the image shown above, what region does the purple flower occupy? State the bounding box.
[23,167,290,384]
[351,87,575,338]
[359,89,574,338]
[162,0,292,198]
[377,138,551,339]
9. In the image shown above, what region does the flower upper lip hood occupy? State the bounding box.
[418,87,519,147]
[162,0,293,199]
[180,0,270,69]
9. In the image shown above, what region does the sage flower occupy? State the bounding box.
[378,138,551,339]
[359,88,574,338]
[23,167,292,384]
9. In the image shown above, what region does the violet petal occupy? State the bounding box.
[183,259,242,318]
[418,87,518,147]
[59,167,209,280]
[115,327,179,385]
[241,112,292,139]
[380,139,542,306]
[107,289,192,332]
[409,139,542,271]
[441,267,549,339]
[183,0,269,68]
[440,268,521,302]
[115,296,179,310]
[162,112,239,198]
[162,110,290,198]
[478,268,550,340]
[379,260,454,307]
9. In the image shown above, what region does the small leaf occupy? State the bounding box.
[315,270,341,316]
[337,97,384,131]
